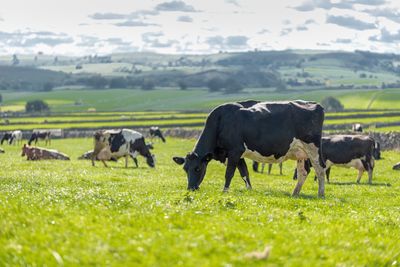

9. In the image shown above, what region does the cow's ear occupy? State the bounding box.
[202,153,213,162]
[173,157,185,165]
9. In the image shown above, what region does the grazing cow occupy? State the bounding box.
[373,141,381,160]
[293,135,375,184]
[79,143,154,167]
[1,132,12,145]
[150,127,166,143]
[9,130,22,145]
[92,129,155,168]
[173,100,326,197]
[21,144,70,160]
[352,124,363,132]
[28,131,51,146]
[252,161,283,175]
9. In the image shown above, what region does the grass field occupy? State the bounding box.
[2,88,400,112]
[0,138,400,266]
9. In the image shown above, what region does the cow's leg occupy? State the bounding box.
[133,157,138,168]
[292,160,308,196]
[101,160,108,167]
[267,163,272,175]
[326,167,331,183]
[356,169,364,183]
[304,143,325,197]
[125,155,129,168]
[368,157,374,184]
[261,163,265,173]
[237,158,252,189]
[279,163,283,175]
[223,156,240,192]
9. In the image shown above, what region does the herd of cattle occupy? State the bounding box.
[1,100,400,197]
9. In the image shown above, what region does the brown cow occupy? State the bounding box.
[21,144,70,160]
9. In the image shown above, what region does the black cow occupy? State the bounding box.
[1,132,12,145]
[294,135,375,184]
[150,127,166,143]
[173,100,326,197]
[28,131,51,146]
[252,161,283,175]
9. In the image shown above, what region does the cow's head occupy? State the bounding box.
[173,152,213,190]
[146,154,155,168]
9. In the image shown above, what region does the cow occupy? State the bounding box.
[1,132,12,145]
[28,131,51,146]
[9,130,22,145]
[293,135,375,184]
[352,124,363,132]
[173,100,326,197]
[92,129,155,168]
[79,143,154,167]
[150,127,166,143]
[252,161,283,175]
[21,144,70,160]
[393,162,400,170]
[0,148,4,153]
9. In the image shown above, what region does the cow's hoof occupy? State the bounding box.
[246,186,252,190]
[223,187,229,193]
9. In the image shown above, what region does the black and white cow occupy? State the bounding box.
[173,100,326,197]
[150,127,166,143]
[352,124,363,132]
[9,130,22,145]
[28,131,51,146]
[293,135,375,184]
[252,161,283,175]
[1,132,12,145]
[92,129,155,168]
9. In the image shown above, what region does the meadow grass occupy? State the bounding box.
[0,138,399,266]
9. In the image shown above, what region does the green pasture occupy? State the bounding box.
[2,88,400,113]
[0,138,399,266]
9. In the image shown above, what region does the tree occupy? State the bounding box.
[43,82,54,92]
[0,94,2,103]
[207,78,224,92]
[321,96,344,112]
[25,100,50,113]
[178,80,187,90]
[12,54,19,66]
[141,79,155,90]
[109,77,127,89]
[224,78,243,94]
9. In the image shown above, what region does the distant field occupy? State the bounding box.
[2,88,400,112]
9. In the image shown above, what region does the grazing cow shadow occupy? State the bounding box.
[262,189,321,200]
[329,181,391,187]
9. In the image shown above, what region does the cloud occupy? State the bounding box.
[292,0,352,12]
[326,15,376,30]
[369,28,400,42]
[258,29,270,34]
[363,8,400,23]
[142,32,164,43]
[206,35,248,49]
[305,19,316,24]
[0,30,73,47]
[76,35,100,47]
[280,28,293,36]
[114,20,158,27]
[225,0,240,6]
[296,25,308,31]
[350,0,386,6]
[334,38,352,43]
[89,13,127,20]
[155,1,198,12]
[177,15,193,22]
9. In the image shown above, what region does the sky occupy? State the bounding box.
[1,0,400,56]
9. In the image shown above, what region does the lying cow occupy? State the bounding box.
[21,144,70,160]
[294,135,375,184]
[92,129,155,168]
[28,131,51,146]
[173,100,326,197]
[150,127,166,143]
[252,161,283,175]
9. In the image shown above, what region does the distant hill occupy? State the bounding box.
[1,50,400,92]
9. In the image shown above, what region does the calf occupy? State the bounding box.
[92,129,155,168]
[252,161,283,175]
[294,135,375,183]
[21,144,70,160]
[150,127,166,143]
[28,131,51,146]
